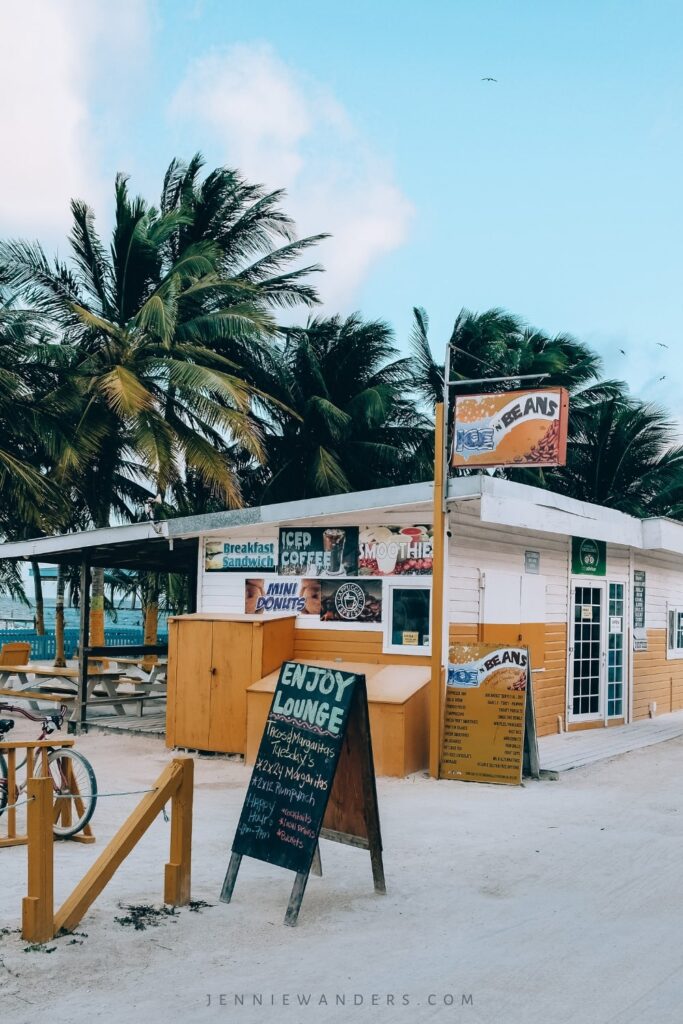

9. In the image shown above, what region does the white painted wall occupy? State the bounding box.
[448,500,568,626]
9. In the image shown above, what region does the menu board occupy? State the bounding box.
[231,661,359,874]
[440,643,529,786]
[633,570,646,629]
[278,527,359,576]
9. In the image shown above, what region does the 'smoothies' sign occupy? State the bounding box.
[451,388,569,468]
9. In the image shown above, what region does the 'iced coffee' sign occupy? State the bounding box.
[278,527,359,576]
[451,388,569,468]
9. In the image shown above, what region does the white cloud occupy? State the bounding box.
[0,0,150,240]
[169,43,413,307]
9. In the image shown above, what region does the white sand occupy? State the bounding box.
[2,723,683,1024]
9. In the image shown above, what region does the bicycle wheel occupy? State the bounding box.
[47,748,97,838]
[0,752,7,817]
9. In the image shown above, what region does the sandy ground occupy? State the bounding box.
[2,724,683,1024]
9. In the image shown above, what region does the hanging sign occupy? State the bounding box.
[441,644,535,786]
[451,388,568,468]
[572,537,606,577]
[205,538,276,572]
[358,526,433,576]
[221,661,385,925]
[278,527,358,577]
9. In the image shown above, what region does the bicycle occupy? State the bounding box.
[0,702,98,838]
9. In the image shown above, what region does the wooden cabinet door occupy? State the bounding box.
[172,619,213,749]
[208,621,254,753]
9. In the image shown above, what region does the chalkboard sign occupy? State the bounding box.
[222,660,385,925]
[232,661,357,873]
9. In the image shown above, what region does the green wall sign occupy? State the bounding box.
[572,537,606,576]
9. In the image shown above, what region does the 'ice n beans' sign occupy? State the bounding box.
[452,388,569,468]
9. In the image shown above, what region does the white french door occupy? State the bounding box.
[568,581,626,724]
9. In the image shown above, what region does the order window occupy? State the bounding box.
[386,585,431,652]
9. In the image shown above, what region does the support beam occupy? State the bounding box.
[429,402,446,779]
[77,553,91,734]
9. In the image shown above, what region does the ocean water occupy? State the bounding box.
[0,596,166,631]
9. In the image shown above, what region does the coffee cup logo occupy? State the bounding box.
[334,582,366,620]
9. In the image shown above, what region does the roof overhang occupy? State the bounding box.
[0,521,198,573]
[5,477,683,566]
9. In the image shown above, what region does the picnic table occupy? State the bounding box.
[107,656,167,694]
[0,664,131,717]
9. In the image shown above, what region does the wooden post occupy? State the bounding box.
[22,776,54,943]
[429,401,447,778]
[55,760,184,934]
[164,758,194,905]
[77,553,91,734]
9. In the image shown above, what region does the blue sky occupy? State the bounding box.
[1,1,682,410]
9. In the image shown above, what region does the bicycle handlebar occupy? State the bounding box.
[0,701,67,732]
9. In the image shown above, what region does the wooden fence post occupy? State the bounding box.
[164,757,194,906]
[22,776,54,943]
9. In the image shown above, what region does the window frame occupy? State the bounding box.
[667,604,683,660]
[382,576,432,656]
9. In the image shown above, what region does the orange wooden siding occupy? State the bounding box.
[633,629,683,719]
[448,622,567,737]
[293,628,431,667]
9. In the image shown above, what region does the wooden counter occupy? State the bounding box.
[246,659,430,777]
[166,613,296,754]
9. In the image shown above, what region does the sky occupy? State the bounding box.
[1,0,682,416]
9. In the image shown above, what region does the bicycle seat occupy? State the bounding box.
[0,719,15,733]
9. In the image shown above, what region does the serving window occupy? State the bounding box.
[383,578,432,655]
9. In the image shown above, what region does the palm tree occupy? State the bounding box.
[1,159,327,643]
[408,305,604,407]
[0,178,269,641]
[243,313,433,503]
[544,397,683,517]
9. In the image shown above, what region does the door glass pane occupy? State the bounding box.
[572,585,602,715]
[607,584,624,717]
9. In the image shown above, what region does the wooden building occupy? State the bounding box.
[5,476,683,772]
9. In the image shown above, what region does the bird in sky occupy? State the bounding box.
[656,342,669,348]
[481,77,498,82]
[619,349,626,355]
[659,375,667,381]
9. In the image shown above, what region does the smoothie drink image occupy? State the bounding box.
[322,528,346,574]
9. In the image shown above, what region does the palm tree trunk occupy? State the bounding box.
[31,559,45,635]
[142,573,160,672]
[54,564,66,667]
[90,566,106,648]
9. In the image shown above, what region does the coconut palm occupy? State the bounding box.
[0,177,275,640]
[408,305,605,408]
[544,397,683,517]
[242,313,433,503]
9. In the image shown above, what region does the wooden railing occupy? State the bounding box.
[22,756,193,943]
[0,739,94,848]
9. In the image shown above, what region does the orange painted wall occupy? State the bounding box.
[293,628,431,667]
[448,622,567,737]
[633,629,683,719]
